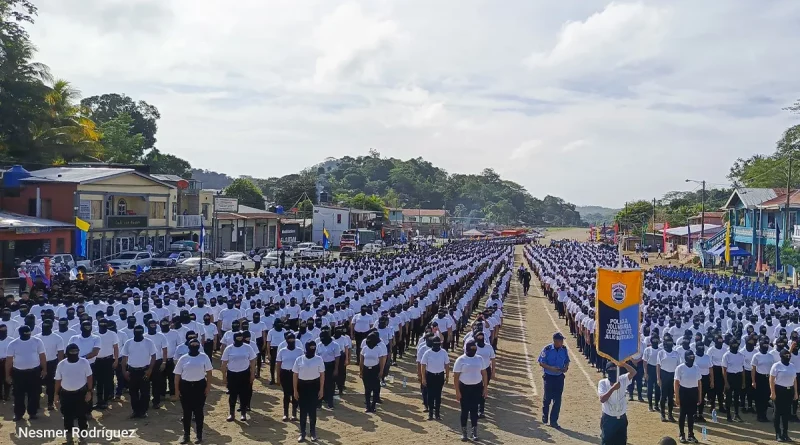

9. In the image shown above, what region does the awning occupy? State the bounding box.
[709,245,751,257]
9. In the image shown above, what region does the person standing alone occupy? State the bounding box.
[6,326,47,421]
[538,332,569,429]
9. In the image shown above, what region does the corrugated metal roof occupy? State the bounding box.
[23,167,133,183]
[0,211,74,229]
[723,188,780,209]
[660,224,722,236]
[151,174,183,182]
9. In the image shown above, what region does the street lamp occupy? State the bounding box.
[686,179,706,242]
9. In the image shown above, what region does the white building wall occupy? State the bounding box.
[312,206,350,247]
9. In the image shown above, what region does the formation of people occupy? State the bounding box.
[0,239,512,444]
[526,240,800,444]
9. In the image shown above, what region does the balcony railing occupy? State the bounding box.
[176,214,203,228]
[795,225,800,240]
[733,225,777,240]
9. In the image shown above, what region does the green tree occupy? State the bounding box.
[615,200,654,235]
[81,93,160,149]
[142,148,192,177]
[224,178,264,209]
[99,113,144,163]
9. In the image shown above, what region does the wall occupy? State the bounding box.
[2,183,77,223]
[312,206,349,246]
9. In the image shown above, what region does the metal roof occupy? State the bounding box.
[24,167,133,184]
[0,211,74,230]
[723,188,780,209]
[660,224,722,236]
[151,174,184,182]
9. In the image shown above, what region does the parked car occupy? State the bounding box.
[178,258,221,272]
[295,242,316,254]
[28,254,93,274]
[216,253,256,270]
[106,251,153,271]
[301,245,328,260]
[263,250,294,266]
[169,241,198,251]
[362,243,382,254]
[151,250,194,268]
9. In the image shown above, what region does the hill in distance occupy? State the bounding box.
[575,206,620,226]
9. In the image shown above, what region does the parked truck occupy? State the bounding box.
[341,229,377,250]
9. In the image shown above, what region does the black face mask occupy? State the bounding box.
[746,342,755,352]
[760,344,770,354]
[466,346,478,357]
[333,331,342,339]
[299,326,307,334]
[42,324,53,335]
[19,327,31,341]
[233,335,244,348]
[81,324,92,337]
[287,340,296,350]
[305,344,316,359]
[147,325,157,335]
[188,343,201,357]
[66,349,80,363]
[685,353,695,367]
[664,342,674,352]
[320,332,332,345]
[231,322,241,332]
[607,369,618,384]
[476,337,486,348]
[431,340,442,352]
[98,323,108,334]
[695,346,705,357]
[161,323,170,333]
[58,321,68,332]
[782,355,792,366]
[204,318,211,325]
[0,329,7,340]
[366,337,379,349]
[253,315,260,323]
[134,328,145,341]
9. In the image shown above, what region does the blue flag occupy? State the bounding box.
[135,265,143,276]
[777,224,782,270]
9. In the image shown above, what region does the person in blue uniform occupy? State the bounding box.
[538,332,570,429]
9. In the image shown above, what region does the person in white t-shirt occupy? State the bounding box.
[598,360,636,445]
[36,320,64,410]
[174,337,213,444]
[420,336,449,421]
[6,325,46,421]
[360,332,387,414]
[221,330,256,422]
[54,344,93,443]
[674,351,702,443]
[454,340,488,441]
[293,340,325,442]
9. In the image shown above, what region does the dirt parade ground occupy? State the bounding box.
[0,228,793,444]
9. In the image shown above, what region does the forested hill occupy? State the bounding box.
[195,152,587,227]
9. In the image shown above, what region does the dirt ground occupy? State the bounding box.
[1,228,789,444]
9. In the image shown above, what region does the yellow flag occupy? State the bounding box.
[724,222,731,264]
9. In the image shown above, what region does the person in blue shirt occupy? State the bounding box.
[538,332,570,429]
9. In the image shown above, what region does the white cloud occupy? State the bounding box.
[22,0,800,208]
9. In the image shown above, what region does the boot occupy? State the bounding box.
[471,426,479,441]
[461,426,468,442]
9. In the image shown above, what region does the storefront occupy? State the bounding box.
[0,212,74,278]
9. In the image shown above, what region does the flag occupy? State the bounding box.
[77,270,84,281]
[613,223,619,244]
[22,269,33,289]
[276,222,282,249]
[107,264,114,277]
[662,222,669,253]
[142,266,151,273]
[595,268,643,362]
[200,218,206,254]
[725,222,731,265]
[135,265,143,276]
[69,268,78,281]
[322,227,331,250]
[777,224,782,270]
[687,222,691,250]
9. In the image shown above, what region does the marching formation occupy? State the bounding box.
[526,240,800,444]
[0,240,512,444]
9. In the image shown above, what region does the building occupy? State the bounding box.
[1,166,210,264]
[0,212,75,278]
[151,175,215,244]
[278,218,312,246]
[214,205,281,254]
[687,211,725,226]
[312,205,350,247]
[401,208,449,237]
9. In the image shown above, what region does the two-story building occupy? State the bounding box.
[214,205,281,254]
[402,208,449,238]
[2,167,211,264]
[151,175,215,244]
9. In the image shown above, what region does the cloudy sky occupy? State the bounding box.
[26,0,800,207]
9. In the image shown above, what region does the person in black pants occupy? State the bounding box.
[221,331,256,422]
[174,337,212,444]
[7,325,46,421]
[675,350,702,443]
[771,349,798,442]
[38,321,63,410]
[455,340,488,441]
[0,325,12,401]
[627,355,645,402]
[121,325,157,418]
[293,340,325,442]
[54,344,91,444]
[421,337,448,420]
[360,333,386,413]
[277,333,302,421]
[644,337,662,412]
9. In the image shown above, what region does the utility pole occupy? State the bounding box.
[652,198,656,240]
[700,180,706,241]
[786,156,793,245]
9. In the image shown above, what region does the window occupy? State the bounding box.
[41,199,52,219]
[149,202,166,219]
[90,201,102,220]
[106,195,114,218]
[117,198,127,215]
[27,199,36,217]
[172,202,178,221]
[56,238,65,253]
[337,214,342,224]
[202,203,210,219]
